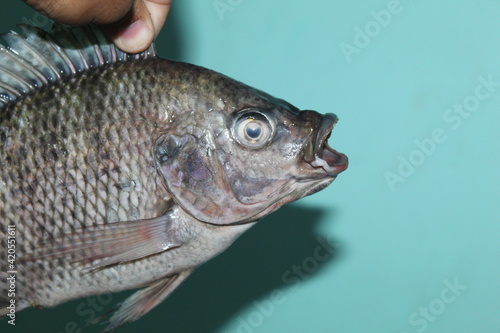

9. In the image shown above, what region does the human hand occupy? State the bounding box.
[23,0,171,53]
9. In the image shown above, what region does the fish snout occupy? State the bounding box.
[299,110,348,175]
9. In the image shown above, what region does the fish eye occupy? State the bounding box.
[234,111,274,149]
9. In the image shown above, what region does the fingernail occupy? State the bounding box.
[114,20,153,53]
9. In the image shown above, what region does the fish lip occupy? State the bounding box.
[303,112,348,175]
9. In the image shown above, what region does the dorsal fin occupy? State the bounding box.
[0,23,156,109]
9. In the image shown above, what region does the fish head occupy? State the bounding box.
[155,75,347,225]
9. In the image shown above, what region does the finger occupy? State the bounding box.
[23,0,170,53]
[108,0,172,53]
[143,0,172,38]
[103,0,171,53]
[23,0,135,25]
[101,0,153,53]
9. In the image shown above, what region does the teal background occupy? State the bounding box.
[2,0,500,332]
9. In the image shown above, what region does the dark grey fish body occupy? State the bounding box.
[0,24,347,331]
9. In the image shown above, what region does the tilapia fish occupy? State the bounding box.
[0,23,347,331]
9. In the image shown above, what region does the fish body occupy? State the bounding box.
[0,24,347,330]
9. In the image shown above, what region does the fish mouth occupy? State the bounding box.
[302,112,348,175]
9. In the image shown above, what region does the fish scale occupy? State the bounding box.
[2,65,166,241]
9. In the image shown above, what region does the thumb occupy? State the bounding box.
[143,0,172,38]
[103,0,171,53]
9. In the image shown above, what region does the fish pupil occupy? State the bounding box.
[245,122,262,139]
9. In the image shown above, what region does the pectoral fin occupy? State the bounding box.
[21,213,184,270]
[103,269,194,332]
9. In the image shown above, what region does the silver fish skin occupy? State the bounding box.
[0,24,347,331]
